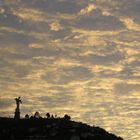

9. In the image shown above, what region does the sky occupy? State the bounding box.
[0,0,140,139]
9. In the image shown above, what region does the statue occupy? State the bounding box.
[14,97,22,119]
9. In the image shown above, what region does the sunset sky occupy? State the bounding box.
[0,0,140,139]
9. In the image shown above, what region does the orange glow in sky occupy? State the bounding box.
[0,0,140,140]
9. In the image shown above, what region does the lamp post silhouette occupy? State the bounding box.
[14,97,22,119]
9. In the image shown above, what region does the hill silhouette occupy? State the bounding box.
[0,116,123,140]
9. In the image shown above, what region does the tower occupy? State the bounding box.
[14,97,22,119]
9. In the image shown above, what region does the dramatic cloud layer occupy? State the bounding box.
[0,0,140,140]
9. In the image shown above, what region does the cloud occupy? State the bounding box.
[0,98,14,109]
[0,31,36,45]
[120,18,140,31]
[12,8,46,22]
[0,1,140,139]
[78,50,124,66]
[0,12,23,29]
[27,0,82,14]
[38,93,75,108]
[114,82,140,95]
[79,4,97,15]
[50,21,63,31]
[118,0,140,18]
[42,66,93,84]
[75,9,125,30]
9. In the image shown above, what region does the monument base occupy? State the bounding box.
[14,111,20,119]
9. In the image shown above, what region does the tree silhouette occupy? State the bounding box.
[64,114,71,121]
[34,112,41,118]
[46,113,50,119]
[25,114,29,119]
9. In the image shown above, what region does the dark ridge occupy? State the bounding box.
[0,117,123,140]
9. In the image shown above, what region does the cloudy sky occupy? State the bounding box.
[0,0,140,139]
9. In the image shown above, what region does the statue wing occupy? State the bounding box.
[18,97,22,103]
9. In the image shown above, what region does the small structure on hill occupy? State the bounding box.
[14,97,22,119]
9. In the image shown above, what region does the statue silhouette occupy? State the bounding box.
[14,97,22,119]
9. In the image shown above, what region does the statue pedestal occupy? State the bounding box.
[14,109,20,119]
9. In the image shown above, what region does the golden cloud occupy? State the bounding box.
[120,17,140,31]
[79,4,96,15]
[50,22,63,31]
[13,8,45,22]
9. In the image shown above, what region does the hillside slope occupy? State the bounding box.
[0,117,123,140]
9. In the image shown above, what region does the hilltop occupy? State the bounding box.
[0,116,123,140]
